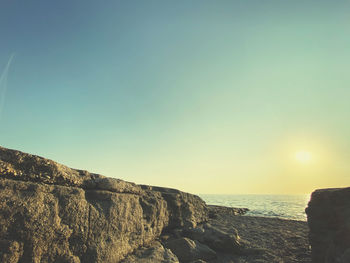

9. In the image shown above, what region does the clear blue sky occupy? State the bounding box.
[1,0,349,194]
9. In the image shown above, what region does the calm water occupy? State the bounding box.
[199,194,311,221]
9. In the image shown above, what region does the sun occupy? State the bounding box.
[295,151,311,163]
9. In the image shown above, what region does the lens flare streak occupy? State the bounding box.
[0,54,15,119]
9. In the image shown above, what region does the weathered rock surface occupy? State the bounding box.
[141,186,208,229]
[0,146,208,263]
[164,237,216,262]
[306,187,350,263]
[0,145,312,263]
[183,223,242,254]
[121,241,179,263]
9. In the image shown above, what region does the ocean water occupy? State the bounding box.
[199,194,311,221]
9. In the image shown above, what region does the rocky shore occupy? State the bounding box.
[0,145,330,263]
[122,205,311,263]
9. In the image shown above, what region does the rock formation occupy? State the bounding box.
[121,241,179,263]
[0,146,209,263]
[306,187,350,263]
[1,145,315,263]
[163,237,216,262]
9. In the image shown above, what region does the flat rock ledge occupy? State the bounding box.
[306,187,350,263]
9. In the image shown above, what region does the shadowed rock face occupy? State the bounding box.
[0,146,208,263]
[306,187,350,263]
[140,185,208,229]
[164,237,216,262]
[121,241,179,263]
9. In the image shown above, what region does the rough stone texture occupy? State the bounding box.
[0,146,208,263]
[0,146,142,194]
[306,187,350,263]
[0,178,169,263]
[0,145,312,263]
[121,241,179,263]
[165,237,216,263]
[141,185,208,229]
[161,204,311,263]
[184,223,242,254]
[0,240,23,263]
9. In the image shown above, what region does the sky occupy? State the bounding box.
[0,0,349,194]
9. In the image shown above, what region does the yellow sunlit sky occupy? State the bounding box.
[1,1,349,194]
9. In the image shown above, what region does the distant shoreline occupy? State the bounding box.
[201,194,309,221]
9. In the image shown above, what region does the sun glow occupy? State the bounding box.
[295,151,311,163]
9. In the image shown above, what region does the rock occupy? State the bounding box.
[305,187,350,263]
[0,240,23,263]
[141,186,208,229]
[339,248,350,263]
[0,178,169,263]
[165,237,216,262]
[0,146,142,194]
[0,146,208,263]
[121,241,179,263]
[184,223,242,254]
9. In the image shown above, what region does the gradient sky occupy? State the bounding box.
[1,0,349,194]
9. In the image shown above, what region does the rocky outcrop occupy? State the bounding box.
[306,187,350,263]
[164,237,216,263]
[3,145,289,263]
[141,186,208,229]
[0,146,208,263]
[183,223,242,254]
[121,241,179,263]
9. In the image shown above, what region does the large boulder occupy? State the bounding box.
[0,146,208,263]
[121,241,179,263]
[140,186,208,229]
[0,173,168,263]
[184,223,242,254]
[164,237,216,262]
[306,187,350,263]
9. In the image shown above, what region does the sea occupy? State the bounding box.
[199,194,311,221]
